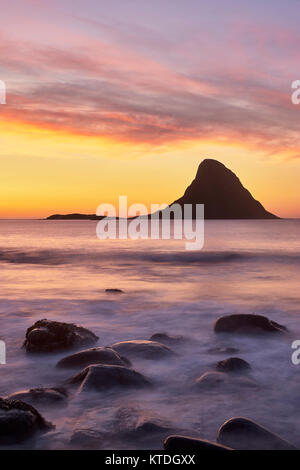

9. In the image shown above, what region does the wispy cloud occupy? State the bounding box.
[1,0,300,158]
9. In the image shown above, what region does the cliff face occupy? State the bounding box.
[169,159,278,219]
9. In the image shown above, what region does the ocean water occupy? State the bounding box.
[0,219,300,449]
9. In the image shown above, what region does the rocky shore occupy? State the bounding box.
[0,311,296,450]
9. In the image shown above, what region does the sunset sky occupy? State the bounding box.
[0,0,299,218]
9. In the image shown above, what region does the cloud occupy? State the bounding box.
[1,26,300,158]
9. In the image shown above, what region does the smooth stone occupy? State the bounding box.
[214,314,287,335]
[7,387,68,405]
[164,435,232,451]
[195,371,229,389]
[114,407,175,440]
[149,333,184,345]
[216,357,251,374]
[69,408,115,448]
[23,319,98,353]
[66,364,151,392]
[0,398,54,444]
[217,417,297,450]
[195,371,257,391]
[110,340,175,360]
[56,347,131,369]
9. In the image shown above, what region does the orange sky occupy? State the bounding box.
[0,0,299,218]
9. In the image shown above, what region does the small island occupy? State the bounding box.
[46,159,279,220]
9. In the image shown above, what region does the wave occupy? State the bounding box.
[0,247,299,267]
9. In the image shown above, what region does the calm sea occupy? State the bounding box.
[0,219,300,449]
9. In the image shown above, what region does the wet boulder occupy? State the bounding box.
[114,407,176,442]
[56,347,131,369]
[66,364,151,392]
[195,371,257,391]
[7,387,68,406]
[214,314,287,335]
[216,357,251,374]
[0,398,54,444]
[149,333,184,345]
[217,417,297,450]
[164,435,232,451]
[69,408,115,449]
[195,371,229,390]
[23,319,99,352]
[110,340,175,360]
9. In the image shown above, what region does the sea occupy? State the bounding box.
[0,219,300,449]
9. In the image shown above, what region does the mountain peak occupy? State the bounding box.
[195,158,229,178]
[171,158,278,219]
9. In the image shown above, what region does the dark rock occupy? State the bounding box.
[208,346,239,355]
[46,213,104,220]
[217,417,297,450]
[195,371,257,391]
[23,319,99,352]
[56,347,131,369]
[66,364,151,392]
[110,340,175,360]
[195,371,229,389]
[164,435,232,451]
[114,407,175,441]
[69,407,176,449]
[157,159,278,219]
[7,387,68,406]
[149,333,184,345]
[214,314,287,335]
[105,289,124,293]
[216,357,251,374]
[0,398,54,444]
[69,408,115,448]
[136,420,171,436]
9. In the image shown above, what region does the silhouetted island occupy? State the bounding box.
[167,159,278,219]
[46,159,278,220]
[46,213,104,220]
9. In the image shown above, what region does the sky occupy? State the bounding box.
[0,0,299,218]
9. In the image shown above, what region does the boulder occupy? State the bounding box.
[66,364,151,392]
[23,319,98,352]
[217,417,297,450]
[7,387,68,406]
[214,314,287,335]
[149,333,184,345]
[105,289,124,294]
[195,371,229,390]
[110,340,175,360]
[0,398,54,444]
[56,347,131,369]
[114,407,176,441]
[164,435,232,451]
[195,371,257,391]
[216,357,251,374]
